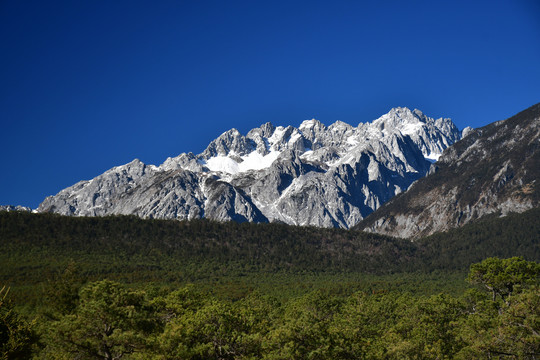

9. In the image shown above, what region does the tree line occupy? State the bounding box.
[1,208,539,288]
[1,257,539,359]
[1,209,539,358]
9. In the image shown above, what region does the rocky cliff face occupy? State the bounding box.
[38,107,463,228]
[358,103,540,238]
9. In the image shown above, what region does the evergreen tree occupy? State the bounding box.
[0,286,37,360]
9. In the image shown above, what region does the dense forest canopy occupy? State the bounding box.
[0,258,538,359]
[1,208,539,282]
[0,209,539,358]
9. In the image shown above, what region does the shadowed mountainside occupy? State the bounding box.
[357,103,540,238]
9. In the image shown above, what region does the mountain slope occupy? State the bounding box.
[38,107,462,228]
[1,208,539,285]
[358,103,540,238]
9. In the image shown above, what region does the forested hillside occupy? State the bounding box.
[2,257,538,359]
[1,209,539,358]
[1,208,538,287]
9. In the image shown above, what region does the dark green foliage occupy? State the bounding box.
[0,207,539,358]
[265,290,345,359]
[0,211,417,287]
[468,257,540,302]
[492,286,540,358]
[155,290,275,359]
[1,208,538,296]
[42,261,86,317]
[415,208,540,271]
[0,286,37,359]
[0,258,539,359]
[39,280,159,360]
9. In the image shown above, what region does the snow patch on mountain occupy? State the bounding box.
[203,150,281,174]
[425,153,442,162]
[38,107,465,229]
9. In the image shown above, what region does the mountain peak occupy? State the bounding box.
[372,108,412,130]
[358,102,540,238]
[202,128,255,158]
[299,118,324,130]
[329,120,351,128]
[0,205,32,212]
[387,106,417,117]
[37,107,463,229]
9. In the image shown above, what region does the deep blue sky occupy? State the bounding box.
[1,0,539,209]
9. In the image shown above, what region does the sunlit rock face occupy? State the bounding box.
[38,107,463,229]
[358,103,540,238]
[0,205,32,212]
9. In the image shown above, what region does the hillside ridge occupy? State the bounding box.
[358,102,540,238]
[37,107,462,228]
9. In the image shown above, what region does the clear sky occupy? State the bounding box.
[1,0,539,209]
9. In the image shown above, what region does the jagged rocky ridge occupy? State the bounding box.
[358,103,540,238]
[0,205,32,212]
[38,107,464,228]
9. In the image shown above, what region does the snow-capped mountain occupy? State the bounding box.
[358,103,540,238]
[38,107,464,228]
[0,205,32,212]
